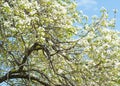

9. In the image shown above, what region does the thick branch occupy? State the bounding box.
[0,73,50,86]
[19,42,42,71]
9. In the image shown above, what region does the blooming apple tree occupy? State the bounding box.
[0,0,120,86]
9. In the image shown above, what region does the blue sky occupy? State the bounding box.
[76,0,120,31]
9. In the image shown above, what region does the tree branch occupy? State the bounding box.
[0,73,50,86]
[19,42,42,71]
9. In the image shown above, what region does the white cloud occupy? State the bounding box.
[77,0,97,9]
